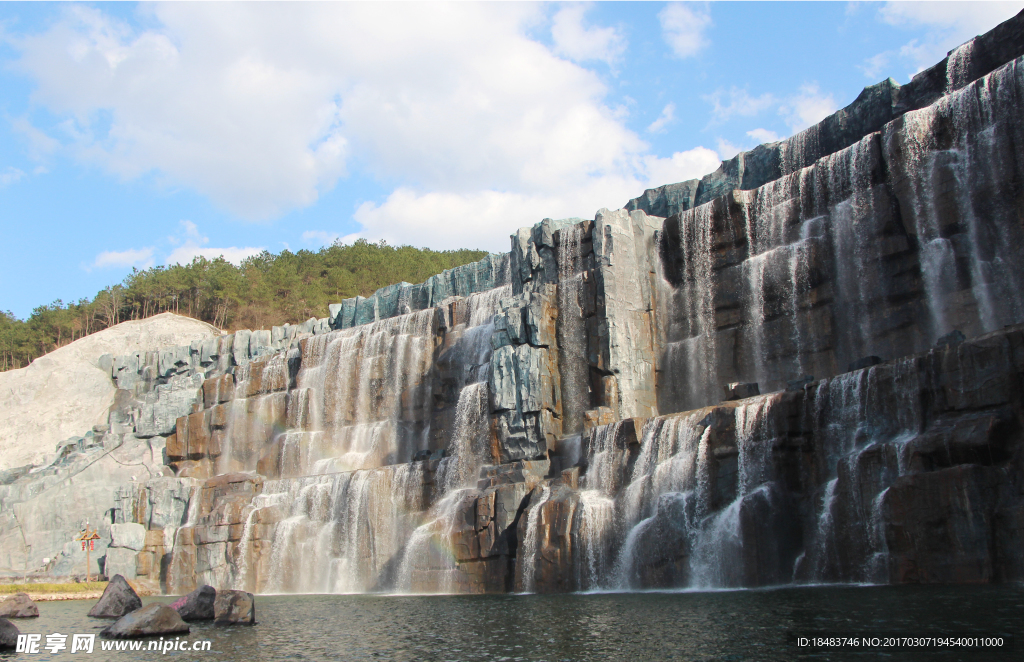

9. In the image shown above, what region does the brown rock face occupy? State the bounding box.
[213,589,255,625]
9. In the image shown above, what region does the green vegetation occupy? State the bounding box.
[0,581,107,594]
[1,239,488,371]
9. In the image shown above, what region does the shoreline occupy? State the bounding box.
[13,591,105,602]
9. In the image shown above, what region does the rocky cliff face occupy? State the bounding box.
[5,12,1024,594]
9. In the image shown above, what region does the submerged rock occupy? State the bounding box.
[88,575,142,618]
[213,590,255,625]
[0,592,38,618]
[0,617,19,650]
[170,585,216,621]
[101,604,189,639]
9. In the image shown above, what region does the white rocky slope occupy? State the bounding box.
[0,313,221,471]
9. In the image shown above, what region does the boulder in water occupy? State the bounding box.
[100,604,189,639]
[171,585,216,621]
[0,617,19,649]
[88,575,142,618]
[213,590,255,625]
[0,592,38,618]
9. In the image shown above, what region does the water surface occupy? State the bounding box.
[5,585,1021,661]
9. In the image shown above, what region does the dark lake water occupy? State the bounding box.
[2,585,1021,661]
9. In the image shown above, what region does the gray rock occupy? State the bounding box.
[0,617,18,650]
[100,603,189,639]
[109,523,146,551]
[170,585,216,621]
[88,575,142,618]
[213,589,255,625]
[0,593,38,618]
[232,330,251,366]
[104,547,139,580]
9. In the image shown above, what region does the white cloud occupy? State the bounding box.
[91,247,154,270]
[859,51,892,80]
[647,103,676,133]
[164,220,264,266]
[551,4,626,65]
[879,1,1022,33]
[716,138,743,161]
[8,4,728,250]
[779,83,838,132]
[641,147,721,187]
[869,1,1024,78]
[659,2,713,58]
[0,167,25,187]
[10,117,60,163]
[746,128,781,144]
[351,147,723,252]
[10,4,650,225]
[703,87,776,123]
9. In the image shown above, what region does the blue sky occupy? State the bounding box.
[1,1,1022,319]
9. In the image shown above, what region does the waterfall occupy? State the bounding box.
[886,59,1024,342]
[514,484,551,593]
[557,224,589,433]
[797,359,922,583]
[660,204,718,412]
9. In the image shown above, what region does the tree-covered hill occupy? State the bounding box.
[1,239,488,371]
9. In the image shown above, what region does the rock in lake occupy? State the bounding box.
[213,590,255,625]
[88,575,142,618]
[101,604,189,639]
[0,592,38,618]
[171,585,216,621]
[0,618,19,650]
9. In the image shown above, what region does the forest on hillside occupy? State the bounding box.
[0,239,488,371]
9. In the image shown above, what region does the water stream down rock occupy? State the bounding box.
[4,10,1024,595]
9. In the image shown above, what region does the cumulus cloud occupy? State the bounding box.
[351,147,724,252]
[659,2,713,58]
[779,83,838,132]
[551,4,626,65]
[164,220,264,266]
[641,147,721,188]
[7,4,728,250]
[746,128,781,144]
[647,103,676,133]
[90,246,154,270]
[8,5,634,212]
[867,1,1024,78]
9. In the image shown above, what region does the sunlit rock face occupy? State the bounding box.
[9,11,1024,594]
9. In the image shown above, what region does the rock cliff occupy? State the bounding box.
[4,11,1024,594]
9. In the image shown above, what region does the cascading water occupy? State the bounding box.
[197,286,511,595]
[886,58,1024,342]
[660,204,718,412]
[514,485,551,593]
[557,224,589,433]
